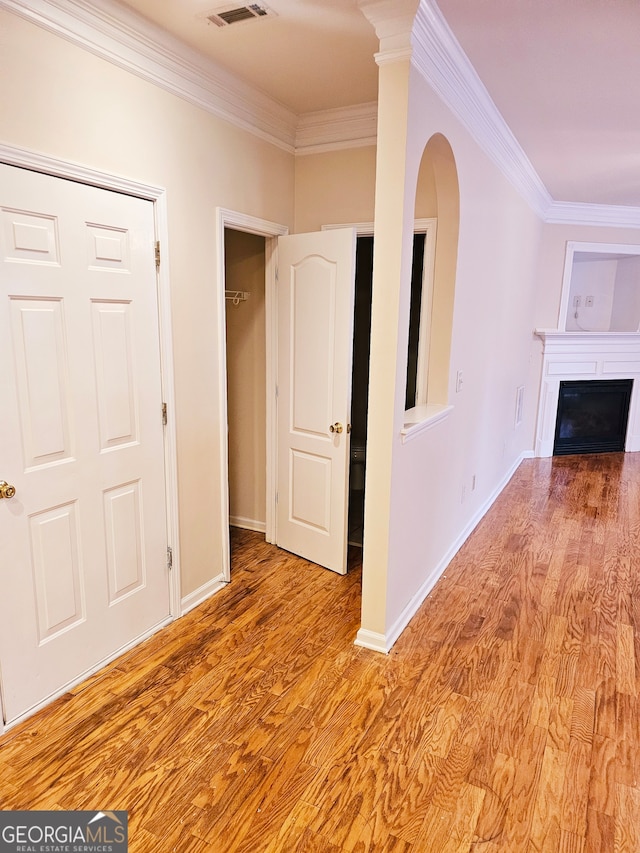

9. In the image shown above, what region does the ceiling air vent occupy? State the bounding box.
[204,3,276,27]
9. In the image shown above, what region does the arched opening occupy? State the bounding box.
[406,133,460,408]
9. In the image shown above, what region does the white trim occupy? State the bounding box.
[264,236,280,545]
[358,451,530,654]
[0,142,164,200]
[0,142,181,620]
[296,138,378,156]
[411,0,551,219]
[2,0,374,156]
[154,192,182,619]
[354,628,389,654]
[322,217,435,236]
[358,0,418,52]
[1,617,172,732]
[375,46,414,66]
[1,0,297,152]
[409,3,640,227]
[296,103,377,155]
[8,1,640,225]
[181,575,228,615]
[533,330,640,457]
[323,221,376,235]
[413,219,437,405]
[546,201,640,229]
[229,516,266,533]
[215,209,289,578]
[401,403,453,442]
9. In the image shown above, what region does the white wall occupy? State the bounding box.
[566,259,617,331]
[0,9,295,597]
[294,147,377,232]
[361,62,544,643]
[611,256,640,331]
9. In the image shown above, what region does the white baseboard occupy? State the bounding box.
[229,516,266,533]
[626,434,640,452]
[369,452,530,654]
[180,574,227,614]
[354,628,389,654]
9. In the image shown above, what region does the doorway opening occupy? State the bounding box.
[348,231,431,547]
[223,227,370,563]
[224,227,268,547]
[220,220,432,569]
[216,208,286,581]
[348,236,373,547]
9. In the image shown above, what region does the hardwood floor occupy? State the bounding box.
[1,454,640,851]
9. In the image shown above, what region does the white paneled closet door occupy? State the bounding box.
[0,164,170,725]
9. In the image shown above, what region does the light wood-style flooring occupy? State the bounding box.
[1,453,640,851]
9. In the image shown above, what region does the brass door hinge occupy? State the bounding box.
[167,546,173,571]
[155,240,161,269]
[162,402,168,426]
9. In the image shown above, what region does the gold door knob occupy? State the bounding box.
[329,422,343,434]
[0,480,16,499]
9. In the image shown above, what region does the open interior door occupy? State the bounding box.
[276,228,356,574]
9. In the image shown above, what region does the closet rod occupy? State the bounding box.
[225,290,250,305]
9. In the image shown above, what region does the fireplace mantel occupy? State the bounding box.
[534,329,640,456]
[536,329,640,351]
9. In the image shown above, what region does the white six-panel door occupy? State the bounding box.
[0,165,170,725]
[276,229,356,574]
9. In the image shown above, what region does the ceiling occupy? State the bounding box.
[115,0,640,208]
[115,0,380,113]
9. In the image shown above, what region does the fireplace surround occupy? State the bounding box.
[535,331,640,457]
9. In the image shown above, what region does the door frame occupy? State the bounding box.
[215,208,288,581]
[0,145,182,731]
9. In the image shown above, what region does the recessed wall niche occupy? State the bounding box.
[560,241,640,332]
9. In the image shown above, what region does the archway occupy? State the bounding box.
[410,133,460,406]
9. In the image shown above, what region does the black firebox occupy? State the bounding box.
[553,379,633,455]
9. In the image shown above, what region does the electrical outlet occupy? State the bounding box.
[456,370,463,393]
[471,474,477,491]
[585,295,594,307]
[573,295,581,308]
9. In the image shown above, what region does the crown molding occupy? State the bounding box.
[5,0,640,224]
[1,0,298,152]
[2,0,377,155]
[295,103,377,155]
[545,201,640,229]
[410,0,552,219]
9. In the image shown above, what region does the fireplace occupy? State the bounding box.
[534,331,640,457]
[553,379,633,455]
